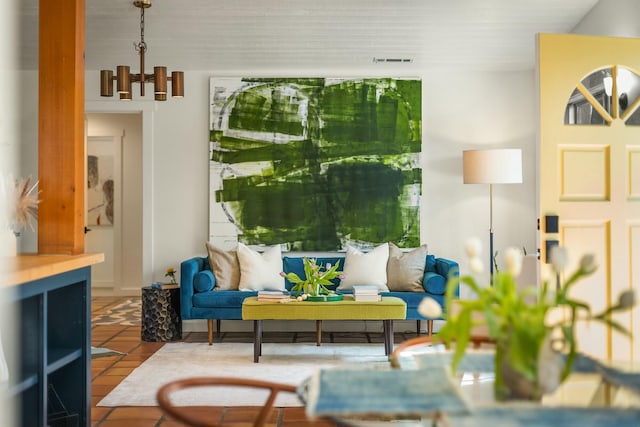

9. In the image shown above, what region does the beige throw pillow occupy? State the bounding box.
[337,243,389,291]
[205,242,240,290]
[237,243,285,291]
[386,243,428,292]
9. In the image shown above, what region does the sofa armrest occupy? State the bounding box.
[422,272,446,295]
[180,256,208,319]
[423,258,460,296]
[434,257,459,279]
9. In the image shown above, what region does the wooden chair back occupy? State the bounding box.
[389,334,493,369]
[156,377,299,427]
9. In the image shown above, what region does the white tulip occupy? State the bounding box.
[465,238,482,259]
[618,289,636,310]
[579,254,597,275]
[504,247,523,277]
[549,246,568,274]
[418,297,443,319]
[469,256,484,274]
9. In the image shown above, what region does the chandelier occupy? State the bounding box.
[100,0,184,101]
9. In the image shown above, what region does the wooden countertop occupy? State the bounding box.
[1,253,105,287]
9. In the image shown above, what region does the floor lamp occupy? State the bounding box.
[463,149,523,278]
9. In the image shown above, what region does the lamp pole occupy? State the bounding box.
[489,183,494,279]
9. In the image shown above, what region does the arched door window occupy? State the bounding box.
[564,65,640,126]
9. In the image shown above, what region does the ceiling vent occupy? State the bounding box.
[373,57,413,63]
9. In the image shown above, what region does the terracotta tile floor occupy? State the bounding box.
[91,296,420,426]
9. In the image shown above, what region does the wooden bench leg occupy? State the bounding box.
[417,320,421,335]
[383,320,394,355]
[316,320,322,346]
[253,320,263,363]
[426,319,433,336]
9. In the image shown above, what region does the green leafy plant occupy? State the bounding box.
[281,258,344,297]
[426,239,635,401]
[165,267,177,284]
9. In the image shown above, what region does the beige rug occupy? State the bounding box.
[97,342,390,407]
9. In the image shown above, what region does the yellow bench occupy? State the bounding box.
[242,296,407,362]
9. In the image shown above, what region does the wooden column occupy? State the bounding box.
[38,0,85,254]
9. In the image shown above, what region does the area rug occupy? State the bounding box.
[97,342,390,407]
[92,299,141,325]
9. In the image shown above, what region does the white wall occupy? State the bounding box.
[25,2,640,334]
[22,2,640,295]
[84,75,212,287]
[82,0,640,291]
[11,71,38,252]
[82,67,538,293]
[24,1,640,297]
[573,0,640,37]
[422,67,537,273]
[1,0,19,424]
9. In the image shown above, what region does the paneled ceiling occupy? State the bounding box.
[19,0,599,71]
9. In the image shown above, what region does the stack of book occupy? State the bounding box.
[257,290,291,302]
[352,285,381,302]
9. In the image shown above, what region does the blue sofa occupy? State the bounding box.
[180,254,459,344]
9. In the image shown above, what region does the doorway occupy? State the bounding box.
[86,113,143,296]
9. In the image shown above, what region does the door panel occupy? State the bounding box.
[539,34,640,362]
[562,222,609,358]
[86,135,122,291]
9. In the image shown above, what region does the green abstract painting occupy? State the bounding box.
[209,77,421,251]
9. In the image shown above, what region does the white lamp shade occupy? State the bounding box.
[463,149,523,184]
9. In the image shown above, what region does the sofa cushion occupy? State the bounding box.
[193,290,258,308]
[205,242,240,290]
[237,243,286,291]
[337,243,389,291]
[194,270,215,293]
[426,254,436,272]
[381,291,445,319]
[386,243,428,292]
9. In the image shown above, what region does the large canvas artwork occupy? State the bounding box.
[209,77,422,251]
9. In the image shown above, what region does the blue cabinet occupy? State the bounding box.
[1,255,101,427]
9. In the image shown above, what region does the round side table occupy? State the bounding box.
[141,285,182,341]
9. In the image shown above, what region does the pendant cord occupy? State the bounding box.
[137,6,147,54]
[136,6,147,93]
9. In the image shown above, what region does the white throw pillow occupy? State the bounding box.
[337,243,390,291]
[237,243,285,291]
